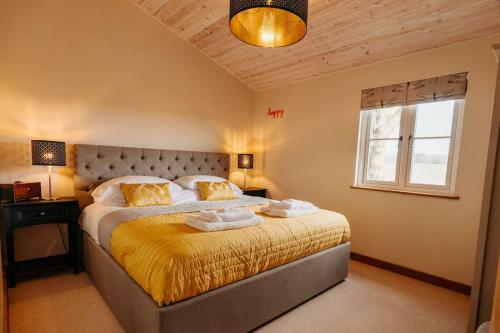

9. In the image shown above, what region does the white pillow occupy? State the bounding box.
[172,189,200,204]
[174,175,243,195]
[97,189,198,207]
[91,176,183,205]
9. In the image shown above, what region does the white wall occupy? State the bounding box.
[253,35,500,285]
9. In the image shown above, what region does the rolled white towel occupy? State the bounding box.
[186,215,263,232]
[269,199,315,211]
[215,208,240,213]
[261,206,319,218]
[198,208,255,223]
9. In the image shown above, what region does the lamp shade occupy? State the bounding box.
[229,0,308,48]
[238,154,254,169]
[31,140,66,166]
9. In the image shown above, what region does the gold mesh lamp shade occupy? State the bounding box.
[238,154,254,188]
[31,140,66,200]
[237,154,254,169]
[230,0,308,48]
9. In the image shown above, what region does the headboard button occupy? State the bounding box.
[197,167,201,171]
[167,166,171,170]
[131,166,135,170]
[150,166,154,171]
[109,165,114,170]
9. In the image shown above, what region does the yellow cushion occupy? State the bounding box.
[196,181,236,201]
[120,183,173,207]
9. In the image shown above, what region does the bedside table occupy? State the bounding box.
[0,198,80,287]
[241,187,268,198]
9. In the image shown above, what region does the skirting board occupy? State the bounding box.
[350,252,472,295]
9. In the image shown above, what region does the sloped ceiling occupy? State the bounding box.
[132,0,500,91]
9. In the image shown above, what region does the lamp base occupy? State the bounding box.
[243,169,248,189]
[45,165,58,201]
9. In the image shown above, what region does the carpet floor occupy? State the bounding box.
[8,260,469,333]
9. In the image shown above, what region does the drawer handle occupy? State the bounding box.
[40,212,46,216]
[27,187,31,191]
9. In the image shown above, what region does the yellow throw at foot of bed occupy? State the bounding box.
[110,206,350,306]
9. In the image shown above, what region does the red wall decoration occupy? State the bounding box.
[267,107,285,119]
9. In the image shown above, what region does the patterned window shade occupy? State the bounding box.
[406,78,436,105]
[361,72,467,110]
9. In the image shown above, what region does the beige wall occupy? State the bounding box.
[253,35,500,285]
[0,0,254,260]
[469,44,500,330]
[0,237,3,333]
[1,0,498,286]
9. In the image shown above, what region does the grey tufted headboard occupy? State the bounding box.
[73,144,229,192]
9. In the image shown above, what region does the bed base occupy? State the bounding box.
[82,232,350,333]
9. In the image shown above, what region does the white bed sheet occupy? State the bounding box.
[80,189,200,244]
[80,202,121,244]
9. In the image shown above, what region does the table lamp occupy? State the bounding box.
[237,153,253,189]
[31,140,66,200]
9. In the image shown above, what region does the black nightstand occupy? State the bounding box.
[0,198,80,287]
[241,187,268,198]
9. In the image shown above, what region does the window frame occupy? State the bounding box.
[360,107,404,187]
[355,99,464,195]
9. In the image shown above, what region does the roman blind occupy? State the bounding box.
[361,72,468,110]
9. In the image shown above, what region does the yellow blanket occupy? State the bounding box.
[110,206,350,306]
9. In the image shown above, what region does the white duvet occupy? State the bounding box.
[80,190,264,244]
[80,189,200,244]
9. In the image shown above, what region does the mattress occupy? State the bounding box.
[80,196,351,306]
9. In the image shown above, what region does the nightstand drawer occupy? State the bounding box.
[16,206,66,224]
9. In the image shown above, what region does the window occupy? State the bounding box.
[355,99,463,194]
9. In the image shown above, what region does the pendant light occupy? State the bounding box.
[229,0,308,48]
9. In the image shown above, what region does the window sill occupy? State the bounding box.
[350,186,460,200]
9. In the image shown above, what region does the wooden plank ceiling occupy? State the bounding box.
[131,0,500,91]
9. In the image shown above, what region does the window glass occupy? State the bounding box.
[366,140,399,182]
[369,107,401,139]
[414,101,454,137]
[409,138,451,186]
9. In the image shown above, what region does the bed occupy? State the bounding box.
[74,144,351,333]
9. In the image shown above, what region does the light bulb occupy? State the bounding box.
[259,10,276,45]
[260,31,274,42]
[43,152,54,160]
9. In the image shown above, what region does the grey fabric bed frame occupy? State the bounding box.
[74,144,350,333]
